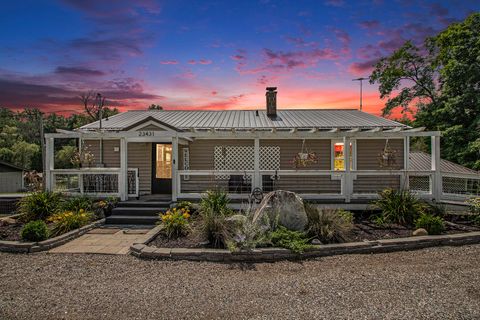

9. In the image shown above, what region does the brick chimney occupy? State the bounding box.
[266,87,277,117]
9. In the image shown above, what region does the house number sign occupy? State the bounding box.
[138,131,155,137]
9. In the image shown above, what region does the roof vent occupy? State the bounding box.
[266,87,277,117]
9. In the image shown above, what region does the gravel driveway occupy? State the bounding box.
[1,245,479,320]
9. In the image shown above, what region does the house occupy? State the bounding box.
[44,88,480,207]
[0,160,25,193]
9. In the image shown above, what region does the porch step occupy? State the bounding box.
[111,207,167,216]
[105,215,159,225]
[117,201,172,208]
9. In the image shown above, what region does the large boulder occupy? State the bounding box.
[253,190,308,231]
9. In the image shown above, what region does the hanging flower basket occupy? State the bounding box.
[378,139,397,168]
[293,152,318,168]
[291,139,318,168]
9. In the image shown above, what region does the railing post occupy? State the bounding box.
[431,135,442,201]
[172,136,179,202]
[119,138,128,201]
[254,138,260,192]
[403,136,410,190]
[344,136,351,203]
[44,137,54,191]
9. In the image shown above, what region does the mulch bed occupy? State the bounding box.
[150,216,480,249]
[150,219,210,249]
[0,220,23,241]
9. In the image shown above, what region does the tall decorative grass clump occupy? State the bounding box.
[198,190,233,248]
[17,191,63,222]
[371,189,425,225]
[305,204,354,243]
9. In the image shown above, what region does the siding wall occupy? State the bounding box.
[188,139,254,170]
[83,140,120,167]
[260,139,331,170]
[354,138,404,193]
[83,140,152,195]
[356,138,404,170]
[128,142,152,195]
[0,172,23,192]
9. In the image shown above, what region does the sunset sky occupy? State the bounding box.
[0,0,478,117]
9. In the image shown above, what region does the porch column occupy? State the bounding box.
[402,136,410,190]
[172,136,179,202]
[119,137,128,201]
[431,135,442,201]
[343,136,351,203]
[254,138,260,191]
[44,137,54,191]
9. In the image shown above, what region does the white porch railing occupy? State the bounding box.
[51,168,139,198]
[177,169,479,202]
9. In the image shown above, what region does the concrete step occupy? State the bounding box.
[117,201,172,208]
[105,215,159,225]
[111,207,166,217]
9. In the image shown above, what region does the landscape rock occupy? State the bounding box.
[253,190,308,231]
[413,228,428,236]
[0,217,19,226]
[311,239,323,245]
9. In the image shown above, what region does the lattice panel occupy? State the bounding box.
[260,146,280,170]
[443,177,480,195]
[409,176,431,193]
[214,145,280,179]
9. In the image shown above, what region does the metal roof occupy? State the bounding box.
[80,109,408,131]
[409,152,479,175]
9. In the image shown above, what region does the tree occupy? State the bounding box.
[11,141,40,169]
[369,41,438,117]
[55,145,77,169]
[148,104,163,110]
[79,92,119,121]
[370,13,480,169]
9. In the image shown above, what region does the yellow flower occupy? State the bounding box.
[183,213,190,219]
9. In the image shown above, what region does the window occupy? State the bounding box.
[333,141,354,171]
[156,144,172,178]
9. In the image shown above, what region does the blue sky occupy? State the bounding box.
[0,0,478,115]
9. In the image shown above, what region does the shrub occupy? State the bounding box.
[467,197,480,215]
[305,204,354,243]
[415,213,445,235]
[226,212,270,252]
[62,196,93,212]
[269,226,311,253]
[422,202,447,217]
[371,189,425,225]
[198,190,233,248]
[159,207,191,239]
[176,201,194,213]
[48,209,93,236]
[17,191,63,222]
[21,220,50,241]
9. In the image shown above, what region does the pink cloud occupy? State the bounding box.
[160,60,179,65]
[198,59,212,65]
[348,58,381,76]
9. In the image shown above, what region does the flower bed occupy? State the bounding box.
[145,190,480,259]
[0,192,117,248]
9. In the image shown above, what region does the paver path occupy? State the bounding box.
[49,227,157,254]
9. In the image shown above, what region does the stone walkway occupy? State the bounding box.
[49,227,157,255]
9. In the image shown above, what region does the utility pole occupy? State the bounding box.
[352,77,368,111]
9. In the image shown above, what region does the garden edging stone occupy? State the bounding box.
[130,231,480,262]
[0,219,105,253]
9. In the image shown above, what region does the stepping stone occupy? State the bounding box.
[123,229,150,235]
[87,228,121,234]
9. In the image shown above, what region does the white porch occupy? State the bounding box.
[44,128,480,203]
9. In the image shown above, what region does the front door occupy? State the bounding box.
[152,143,172,194]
